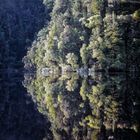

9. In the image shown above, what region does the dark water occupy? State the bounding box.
[0,71,52,140]
[22,72,140,140]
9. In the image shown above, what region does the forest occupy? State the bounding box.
[0,0,140,140]
[23,0,140,139]
[24,0,140,74]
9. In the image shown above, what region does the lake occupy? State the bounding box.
[22,72,140,140]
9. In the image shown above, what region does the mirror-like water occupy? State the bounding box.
[23,73,140,140]
[0,71,52,140]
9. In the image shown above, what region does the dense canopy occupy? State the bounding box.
[24,0,140,73]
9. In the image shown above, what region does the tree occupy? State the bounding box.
[66,53,79,70]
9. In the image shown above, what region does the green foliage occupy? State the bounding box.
[24,70,140,139]
[43,0,54,10]
[91,0,102,14]
[80,80,89,101]
[25,0,140,73]
[80,44,90,65]
[66,53,78,69]
[133,9,140,20]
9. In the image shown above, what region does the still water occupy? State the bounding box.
[1,72,140,140]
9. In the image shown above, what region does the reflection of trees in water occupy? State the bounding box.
[24,73,140,140]
[0,73,53,140]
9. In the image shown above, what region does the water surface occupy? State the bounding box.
[24,73,140,140]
